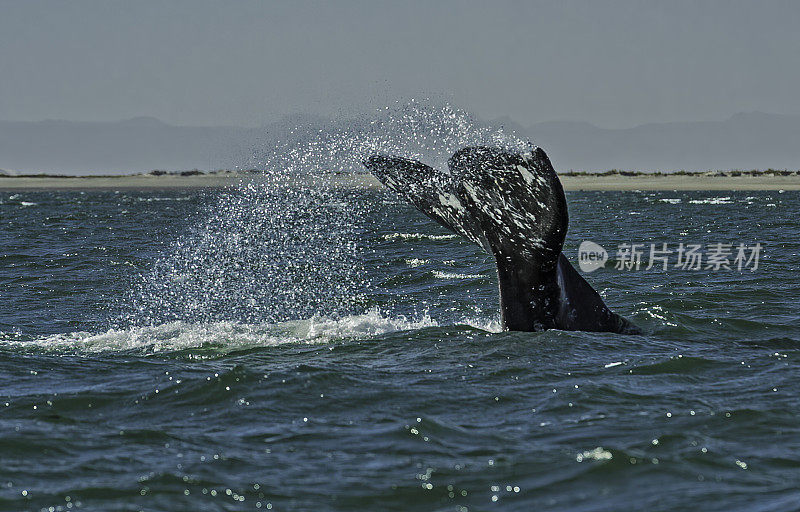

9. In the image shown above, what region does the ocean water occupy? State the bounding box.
[1,185,799,512]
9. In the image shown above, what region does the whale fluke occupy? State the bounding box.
[364,146,639,334]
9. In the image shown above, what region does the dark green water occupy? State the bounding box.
[1,186,798,512]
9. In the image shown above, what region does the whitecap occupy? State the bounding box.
[576,447,613,462]
[432,270,485,280]
[2,309,440,354]
[688,197,732,205]
[136,197,192,202]
[383,233,458,241]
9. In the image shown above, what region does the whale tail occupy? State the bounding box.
[364,146,638,334]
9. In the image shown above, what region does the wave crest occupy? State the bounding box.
[2,309,443,354]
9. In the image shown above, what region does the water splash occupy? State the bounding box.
[8,309,441,354]
[251,100,532,178]
[121,101,530,328]
[123,183,368,326]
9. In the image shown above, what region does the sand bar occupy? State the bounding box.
[1,172,799,191]
[0,173,247,190]
[558,173,800,191]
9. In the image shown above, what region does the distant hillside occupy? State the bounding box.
[1,112,799,175]
[524,112,800,172]
[0,117,263,175]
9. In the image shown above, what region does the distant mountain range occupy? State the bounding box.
[0,117,260,175]
[520,111,800,173]
[1,112,798,175]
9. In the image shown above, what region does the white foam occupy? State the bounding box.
[405,258,429,267]
[135,197,192,202]
[3,309,443,354]
[383,233,458,241]
[576,447,613,462]
[461,316,502,333]
[0,308,509,354]
[432,270,485,280]
[689,196,732,205]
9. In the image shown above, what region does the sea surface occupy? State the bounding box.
[1,185,798,512]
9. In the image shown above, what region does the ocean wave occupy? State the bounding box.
[134,196,193,202]
[688,196,732,205]
[0,308,508,354]
[432,270,486,280]
[405,258,429,267]
[383,233,458,241]
[1,309,442,354]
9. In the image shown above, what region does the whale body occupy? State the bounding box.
[364,146,639,334]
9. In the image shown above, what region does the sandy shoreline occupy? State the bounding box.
[1,172,799,191]
[0,173,248,190]
[559,174,800,191]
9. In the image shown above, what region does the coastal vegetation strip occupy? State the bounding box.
[1,169,799,191]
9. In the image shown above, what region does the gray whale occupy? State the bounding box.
[364,146,639,334]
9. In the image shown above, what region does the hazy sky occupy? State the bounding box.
[1,0,799,128]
